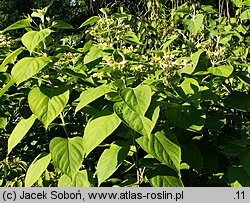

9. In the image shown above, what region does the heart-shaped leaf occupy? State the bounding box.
[120,85,151,115]
[21,29,52,54]
[50,137,84,178]
[183,14,204,35]
[11,57,51,85]
[208,65,234,77]
[28,86,69,129]
[114,101,154,137]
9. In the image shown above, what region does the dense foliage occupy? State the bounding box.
[0,0,250,187]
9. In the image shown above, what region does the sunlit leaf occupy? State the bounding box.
[208,65,234,77]
[21,29,52,54]
[83,110,121,156]
[79,16,99,28]
[0,47,24,71]
[97,143,129,185]
[8,114,37,154]
[28,86,69,129]
[11,57,51,85]
[183,14,204,35]
[25,153,51,187]
[50,137,84,178]
[75,84,111,114]
[136,131,181,173]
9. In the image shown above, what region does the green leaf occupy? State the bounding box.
[75,84,111,113]
[8,114,37,154]
[181,142,204,173]
[21,29,52,54]
[96,143,129,186]
[28,86,69,129]
[237,72,250,85]
[231,0,243,7]
[50,137,84,178]
[177,78,201,107]
[240,150,250,176]
[58,170,93,187]
[224,92,250,112]
[166,104,206,132]
[51,20,74,29]
[183,14,204,35]
[83,110,121,156]
[208,65,234,77]
[146,165,183,187]
[79,16,99,28]
[11,57,51,85]
[1,19,31,33]
[136,131,181,173]
[0,47,24,71]
[179,50,204,74]
[25,152,51,187]
[161,35,178,50]
[120,85,151,115]
[84,46,104,68]
[205,112,226,132]
[228,166,250,187]
[122,30,141,44]
[0,117,8,130]
[240,9,250,20]
[114,101,154,137]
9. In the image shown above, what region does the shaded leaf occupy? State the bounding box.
[228,166,250,187]
[181,142,204,173]
[146,165,183,187]
[240,150,250,176]
[224,92,250,112]
[166,103,206,132]
[114,101,154,137]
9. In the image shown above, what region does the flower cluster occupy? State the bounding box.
[0,34,11,48]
